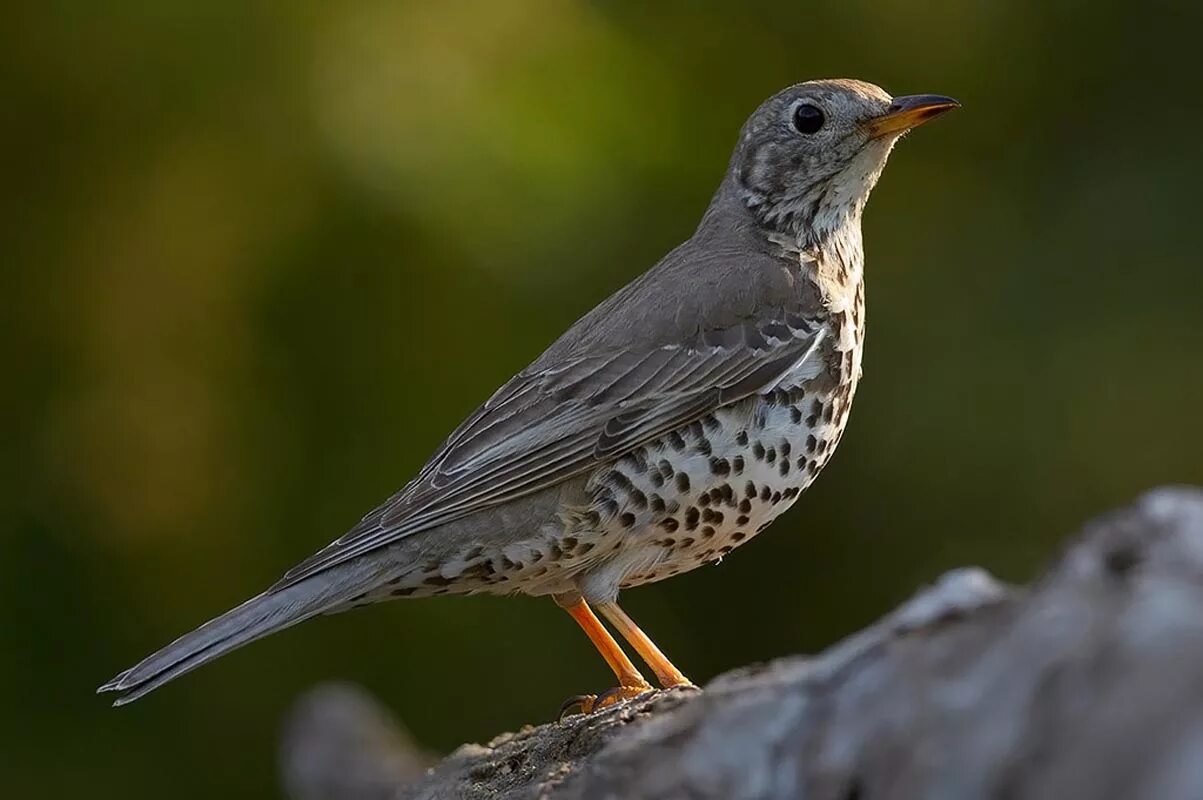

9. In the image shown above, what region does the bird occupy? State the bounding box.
[99,79,958,712]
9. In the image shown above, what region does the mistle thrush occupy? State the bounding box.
[100,80,958,710]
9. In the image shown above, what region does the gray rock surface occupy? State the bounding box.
[281,487,1203,800]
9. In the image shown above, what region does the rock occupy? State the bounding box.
[280,487,1203,800]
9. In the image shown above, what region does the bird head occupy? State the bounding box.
[731,79,958,244]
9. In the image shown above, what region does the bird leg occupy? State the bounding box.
[596,601,692,688]
[558,597,652,717]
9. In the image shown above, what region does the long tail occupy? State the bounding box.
[98,568,368,706]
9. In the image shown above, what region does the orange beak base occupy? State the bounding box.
[864,94,960,138]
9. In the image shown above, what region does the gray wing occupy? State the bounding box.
[272,310,826,591]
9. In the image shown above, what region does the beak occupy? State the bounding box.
[863,94,960,138]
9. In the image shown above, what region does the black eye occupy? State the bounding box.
[792,103,824,134]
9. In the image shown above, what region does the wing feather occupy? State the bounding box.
[270,312,825,591]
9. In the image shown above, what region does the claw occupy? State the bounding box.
[559,693,598,720]
[558,684,651,720]
[593,685,627,708]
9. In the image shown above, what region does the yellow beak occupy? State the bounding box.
[863,94,960,138]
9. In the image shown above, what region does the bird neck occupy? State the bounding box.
[697,177,865,339]
[709,168,867,258]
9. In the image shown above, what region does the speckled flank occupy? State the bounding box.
[572,380,851,597]
[333,380,854,610]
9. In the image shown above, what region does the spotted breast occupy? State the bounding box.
[564,249,867,602]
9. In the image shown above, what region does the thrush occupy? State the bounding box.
[100,79,957,711]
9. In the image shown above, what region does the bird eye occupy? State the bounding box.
[792,103,825,135]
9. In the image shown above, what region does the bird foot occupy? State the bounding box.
[558,683,653,720]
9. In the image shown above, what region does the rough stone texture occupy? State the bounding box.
[280,487,1203,800]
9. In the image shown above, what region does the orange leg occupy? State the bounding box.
[596,601,693,688]
[560,598,652,715]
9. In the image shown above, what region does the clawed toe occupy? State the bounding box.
[558,684,652,719]
[558,693,598,720]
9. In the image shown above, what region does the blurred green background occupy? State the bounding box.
[4,0,1203,796]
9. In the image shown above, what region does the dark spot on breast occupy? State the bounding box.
[752,441,766,460]
[806,434,817,453]
[628,489,648,509]
[760,486,772,501]
[676,473,691,493]
[710,457,731,476]
[660,517,679,533]
[780,441,792,459]
[745,481,757,498]
[701,508,723,524]
[731,531,747,542]
[790,406,803,424]
[718,545,734,555]
[666,431,687,451]
[701,525,716,538]
[779,460,790,477]
[685,507,700,530]
[697,491,711,508]
[650,471,665,488]
[530,550,545,563]
[771,491,782,504]
[736,430,749,446]
[391,586,418,597]
[823,403,835,423]
[608,471,634,491]
[739,498,752,513]
[562,536,579,550]
[578,542,595,555]
[680,537,695,548]
[386,576,403,585]
[467,561,495,577]
[701,413,721,433]
[659,538,676,548]
[736,515,750,526]
[696,438,713,456]
[423,574,454,587]
[1104,542,1142,576]
[649,494,666,514]
[765,447,777,464]
[732,455,745,474]
[619,512,636,528]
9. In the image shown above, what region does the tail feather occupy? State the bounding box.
[98,572,363,705]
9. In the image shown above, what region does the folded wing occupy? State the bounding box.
[271,311,825,592]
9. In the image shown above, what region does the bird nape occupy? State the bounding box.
[100,79,958,712]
